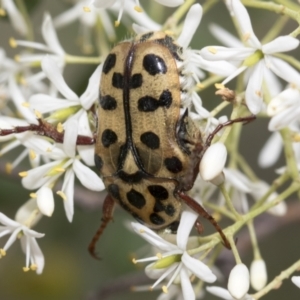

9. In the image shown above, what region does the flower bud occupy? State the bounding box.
[250,259,267,291]
[36,186,54,217]
[292,276,300,288]
[200,143,227,182]
[228,263,250,299]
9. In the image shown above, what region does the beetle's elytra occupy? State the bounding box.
[94,31,207,233]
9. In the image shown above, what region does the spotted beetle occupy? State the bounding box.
[0,31,255,258]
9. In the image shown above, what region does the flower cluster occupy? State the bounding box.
[1,0,300,299]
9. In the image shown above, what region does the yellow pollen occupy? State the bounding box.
[56,191,67,201]
[9,37,17,48]
[0,249,7,256]
[0,8,6,16]
[212,211,221,222]
[30,264,38,271]
[208,47,217,54]
[114,20,120,27]
[156,253,162,259]
[290,83,297,89]
[14,55,20,62]
[134,5,143,12]
[56,122,64,133]
[19,76,27,86]
[83,6,91,12]
[19,171,28,177]
[23,267,30,272]
[21,102,30,108]
[242,32,251,42]
[197,82,205,89]
[162,286,168,294]
[30,193,37,198]
[46,147,52,152]
[139,228,145,233]
[293,134,300,142]
[215,83,225,89]
[5,163,12,174]
[29,149,36,160]
[255,90,262,97]
[34,110,42,119]
[164,30,174,36]
[132,258,137,264]
[54,167,65,173]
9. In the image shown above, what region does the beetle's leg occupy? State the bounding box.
[0,119,96,145]
[203,115,256,150]
[88,194,115,259]
[177,191,231,249]
[195,218,204,234]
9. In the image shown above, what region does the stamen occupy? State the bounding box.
[34,110,42,119]
[215,83,225,89]
[21,102,30,107]
[134,6,143,13]
[9,37,17,48]
[57,122,64,133]
[30,264,37,271]
[5,163,12,174]
[83,6,91,12]
[30,193,37,198]
[0,248,7,257]
[54,167,65,173]
[162,286,168,293]
[0,8,6,16]
[56,191,67,201]
[242,32,251,42]
[29,149,36,160]
[208,47,217,54]
[23,267,30,272]
[19,171,28,177]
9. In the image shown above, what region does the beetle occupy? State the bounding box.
[0,31,255,258]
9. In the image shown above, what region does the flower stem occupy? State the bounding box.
[247,220,261,260]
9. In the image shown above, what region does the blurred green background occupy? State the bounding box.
[1,0,300,299]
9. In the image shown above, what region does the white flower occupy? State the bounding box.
[206,286,253,300]
[292,276,300,288]
[250,259,267,291]
[200,0,300,114]
[0,212,45,274]
[267,85,300,131]
[132,209,216,300]
[200,142,227,184]
[228,263,250,299]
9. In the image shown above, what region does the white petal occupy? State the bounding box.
[41,56,79,101]
[266,193,287,216]
[42,13,65,55]
[209,23,243,47]
[93,0,117,8]
[262,36,299,54]
[176,209,198,250]
[200,143,227,181]
[200,47,254,61]
[245,61,264,114]
[132,23,150,34]
[180,267,195,300]
[36,186,55,217]
[27,236,45,274]
[29,94,79,113]
[266,56,300,84]
[263,67,282,98]
[231,0,261,49]
[62,168,75,222]
[2,0,28,36]
[131,222,178,251]
[63,118,78,158]
[182,252,216,283]
[258,132,282,168]
[15,198,41,226]
[73,159,105,191]
[0,213,19,228]
[80,64,102,109]
[223,169,251,193]
[8,76,37,123]
[53,3,82,28]
[154,0,183,7]
[228,264,250,299]
[250,259,267,291]
[177,4,202,48]
[206,286,233,300]
[292,276,300,288]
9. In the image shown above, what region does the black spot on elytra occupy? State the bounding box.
[139,32,154,42]
[94,154,103,170]
[165,204,175,216]
[99,94,117,110]
[138,90,173,112]
[107,184,121,201]
[101,129,117,147]
[143,54,167,76]
[112,72,124,89]
[103,53,116,74]
[150,213,165,225]
[140,131,160,149]
[127,189,146,209]
[164,156,183,173]
[138,96,159,112]
[118,170,144,183]
[168,221,180,233]
[148,185,168,201]
[130,74,143,88]
[159,90,172,108]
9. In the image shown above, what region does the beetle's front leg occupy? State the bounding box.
[88,194,115,259]
[177,191,231,249]
[0,119,96,145]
